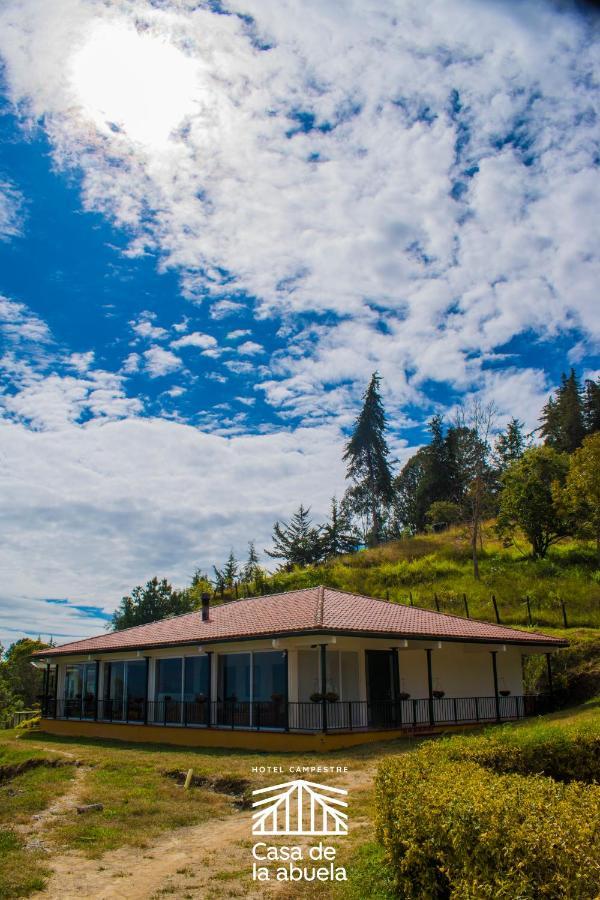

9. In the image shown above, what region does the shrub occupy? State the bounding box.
[376,755,600,899]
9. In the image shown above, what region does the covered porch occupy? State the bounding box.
[38,633,555,739]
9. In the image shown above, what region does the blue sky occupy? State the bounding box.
[0,0,598,647]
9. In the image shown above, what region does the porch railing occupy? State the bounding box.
[41,694,551,732]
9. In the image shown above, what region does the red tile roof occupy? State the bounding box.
[35,587,566,657]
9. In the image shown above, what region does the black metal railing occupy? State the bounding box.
[41,694,550,732]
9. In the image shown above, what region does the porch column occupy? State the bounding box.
[206,651,213,727]
[392,650,401,725]
[490,651,500,722]
[42,663,49,716]
[143,657,150,725]
[94,660,100,721]
[546,653,554,709]
[320,643,328,733]
[283,650,289,732]
[426,649,434,726]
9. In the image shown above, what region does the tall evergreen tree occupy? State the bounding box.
[391,448,429,534]
[265,505,323,569]
[223,550,238,589]
[242,541,261,583]
[343,372,394,545]
[540,369,586,452]
[111,578,195,630]
[583,377,600,435]
[321,497,360,558]
[494,417,527,472]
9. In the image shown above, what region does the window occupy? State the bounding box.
[155,658,182,702]
[218,654,250,703]
[253,652,286,702]
[103,660,147,721]
[64,663,97,717]
[184,656,209,701]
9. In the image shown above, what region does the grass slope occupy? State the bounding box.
[259,524,600,629]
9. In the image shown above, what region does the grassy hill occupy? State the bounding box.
[259,523,600,631]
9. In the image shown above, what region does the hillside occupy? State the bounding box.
[258,523,600,631]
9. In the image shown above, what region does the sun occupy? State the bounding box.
[69,20,199,151]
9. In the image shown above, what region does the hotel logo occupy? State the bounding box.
[251,779,348,836]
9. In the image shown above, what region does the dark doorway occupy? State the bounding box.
[366,650,399,727]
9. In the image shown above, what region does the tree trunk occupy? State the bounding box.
[471,521,480,580]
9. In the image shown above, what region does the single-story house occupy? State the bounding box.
[35,586,566,751]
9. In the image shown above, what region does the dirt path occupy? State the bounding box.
[31,763,379,899]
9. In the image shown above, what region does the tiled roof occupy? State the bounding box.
[34,587,567,657]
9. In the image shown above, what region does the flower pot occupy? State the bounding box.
[398,692,411,700]
[309,693,323,703]
[432,691,445,699]
[499,690,511,697]
[324,692,339,703]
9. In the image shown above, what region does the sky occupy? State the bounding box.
[0,0,599,648]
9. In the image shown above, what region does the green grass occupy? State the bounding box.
[0,830,49,900]
[255,525,600,629]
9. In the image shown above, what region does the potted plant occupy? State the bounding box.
[398,691,411,700]
[499,689,511,697]
[310,692,323,702]
[324,691,339,703]
[432,690,445,699]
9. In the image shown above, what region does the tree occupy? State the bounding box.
[494,417,527,472]
[1,638,48,708]
[343,372,394,545]
[321,497,360,558]
[242,542,260,582]
[553,433,600,562]
[497,447,570,559]
[391,448,429,534]
[540,369,586,453]
[453,400,497,579]
[426,500,462,530]
[583,377,600,435]
[110,577,196,630]
[265,505,323,569]
[223,550,238,589]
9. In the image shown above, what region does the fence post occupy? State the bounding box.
[463,593,469,618]
[409,591,413,607]
[434,593,440,612]
[560,600,568,629]
[525,595,532,626]
[492,595,501,624]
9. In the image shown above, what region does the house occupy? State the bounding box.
[35,586,566,751]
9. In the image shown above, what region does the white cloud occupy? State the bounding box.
[0,0,596,421]
[122,352,141,374]
[67,350,95,373]
[143,346,182,377]
[0,295,51,344]
[0,178,24,241]
[0,416,347,645]
[130,311,168,341]
[237,340,264,356]
[227,329,252,340]
[171,331,218,350]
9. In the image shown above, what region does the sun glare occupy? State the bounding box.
[69,21,199,150]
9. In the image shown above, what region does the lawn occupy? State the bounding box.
[0,698,598,898]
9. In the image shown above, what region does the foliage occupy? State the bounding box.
[497,446,570,558]
[320,496,360,558]
[540,368,587,453]
[524,629,600,706]
[265,504,323,569]
[0,639,48,719]
[426,500,462,529]
[554,432,600,561]
[110,577,198,630]
[376,723,600,899]
[493,416,527,471]
[343,372,394,545]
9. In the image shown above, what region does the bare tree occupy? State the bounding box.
[453,400,497,580]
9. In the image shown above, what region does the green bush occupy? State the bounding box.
[376,754,600,899]
[524,631,600,706]
[439,721,600,783]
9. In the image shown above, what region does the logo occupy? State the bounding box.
[252,779,348,836]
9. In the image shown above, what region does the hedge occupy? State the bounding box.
[438,721,600,783]
[376,755,600,899]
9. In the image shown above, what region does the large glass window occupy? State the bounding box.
[184,657,210,725]
[64,663,97,717]
[253,652,286,702]
[218,654,250,702]
[155,658,183,724]
[102,660,146,721]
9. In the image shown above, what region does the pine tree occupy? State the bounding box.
[242,541,260,583]
[223,550,238,589]
[111,577,195,630]
[583,377,600,435]
[343,372,394,545]
[265,505,323,569]
[494,418,527,472]
[321,497,360,558]
[541,369,585,452]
